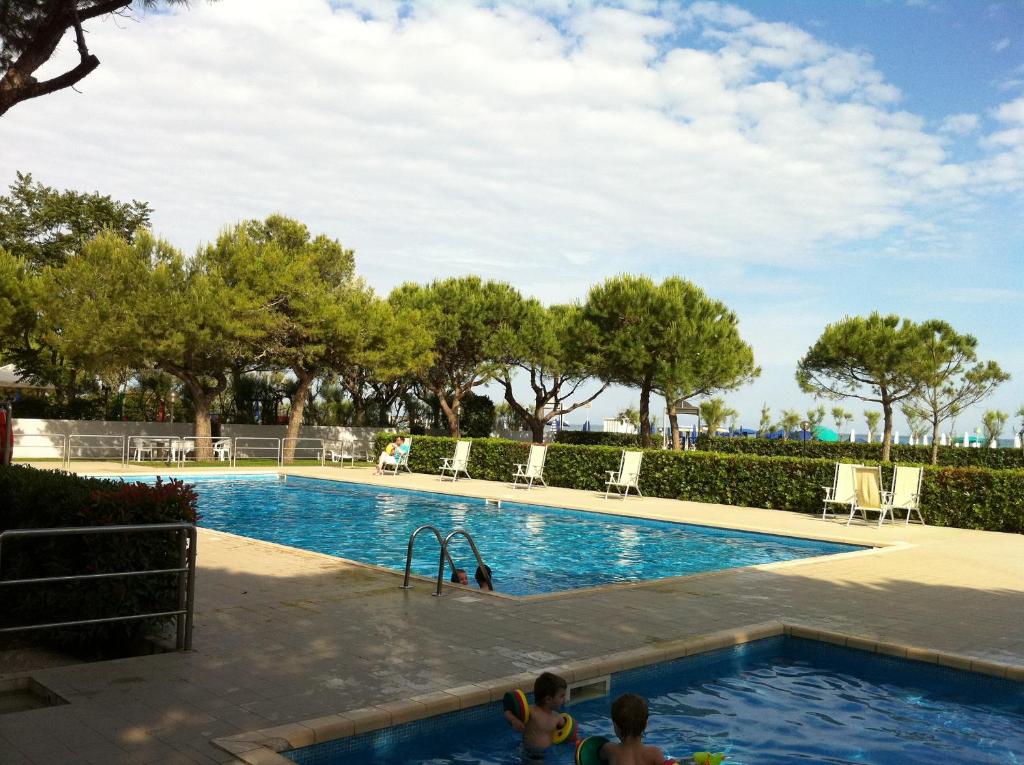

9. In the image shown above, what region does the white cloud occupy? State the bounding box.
[992,37,1011,52]
[939,113,979,134]
[0,0,1020,297]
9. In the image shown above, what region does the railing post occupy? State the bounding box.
[184,526,196,651]
[176,529,187,650]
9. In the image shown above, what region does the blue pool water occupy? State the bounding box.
[287,637,1024,765]
[140,474,862,596]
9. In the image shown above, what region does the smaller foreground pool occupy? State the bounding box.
[285,636,1024,765]
[133,473,865,596]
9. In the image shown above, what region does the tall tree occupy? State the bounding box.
[0,173,152,405]
[498,301,607,442]
[205,215,359,463]
[40,230,269,458]
[390,276,521,437]
[806,405,826,435]
[831,406,852,435]
[778,409,801,440]
[797,313,929,461]
[0,1,197,117]
[904,320,1008,464]
[579,275,757,448]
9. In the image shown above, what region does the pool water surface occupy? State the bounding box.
[141,474,864,596]
[286,636,1024,765]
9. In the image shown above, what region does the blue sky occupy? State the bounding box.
[1,0,1022,436]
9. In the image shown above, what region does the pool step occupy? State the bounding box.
[484,498,501,508]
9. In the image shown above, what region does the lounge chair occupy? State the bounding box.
[847,465,892,527]
[821,462,860,520]
[512,444,548,489]
[889,465,925,525]
[439,439,472,481]
[381,437,412,475]
[605,450,643,499]
[328,438,357,467]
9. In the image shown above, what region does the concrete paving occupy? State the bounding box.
[1,462,1022,764]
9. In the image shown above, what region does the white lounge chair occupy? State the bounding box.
[821,462,860,520]
[382,437,412,475]
[213,438,231,462]
[328,438,357,467]
[605,450,643,499]
[512,444,548,489]
[889,465,925,525]
[847,465,892,527]
[439,440,472,481]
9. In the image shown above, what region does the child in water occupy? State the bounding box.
[504,671,568,760]
[598,693,667,765]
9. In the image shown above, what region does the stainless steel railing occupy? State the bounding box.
[435,529,489,596]
[400,524,462,592]
[0,522,197,650]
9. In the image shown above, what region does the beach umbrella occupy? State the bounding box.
[990,438,997,449]
[815,426,839,442]
[1014,434,1021,449]
[940,432,948,446]
[963,431,970,446]
[849,428,856,443]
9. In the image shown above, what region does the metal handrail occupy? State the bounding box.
[0,522,197,650]
[11,433,68,464]
[230,436,280,467]
[400,525,459,590]
[280,437,325,466]
[66,433,127,467]
[435,528,488,597]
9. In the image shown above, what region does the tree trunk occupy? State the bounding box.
[437,392,461,437]
[639,377,652,447]
[880,397,893,463]
[192,394,214,461]
[282,372,314,464]
[930,418,941,465]
[666,402,680,450]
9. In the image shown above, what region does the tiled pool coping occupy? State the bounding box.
[213,620,1024,764]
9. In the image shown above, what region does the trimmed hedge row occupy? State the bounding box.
[694,434,1024,470]
[376,434,1024,534]
[554,431,642,447]
[0,465,198,655]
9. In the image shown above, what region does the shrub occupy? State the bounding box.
[554,431,642,447]
[0,465,198,655]
[695,435,1024,470]
[376,433,1024,533]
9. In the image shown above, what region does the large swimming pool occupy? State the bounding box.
[141,474,864,596]
[284,636,1024,764]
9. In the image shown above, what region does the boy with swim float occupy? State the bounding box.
[504,671,571,758]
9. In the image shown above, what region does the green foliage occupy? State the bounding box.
[778,409,801,439]
[981,410,1008,445]
[698,397,736,435]
[831,406,852,433]
[797,313,930,461]
[460,392,495,438]
[554,431,642,447]
[695,433,1024,469]
[864,410,881,439]
[374,433,1023,533]
[758,403,772,436]
[0,465,198,654]
[806,405,826,433]
[390,276,524,437]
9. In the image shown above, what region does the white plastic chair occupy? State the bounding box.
[512,444,548,489]
[605,450,643,499]
[439,440,472,481]
[821,462,860,520]
[328,438,356,467]
[889,465,925,525]
[213,438,231,462]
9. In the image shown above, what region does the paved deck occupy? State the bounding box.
[2,463,1022,764]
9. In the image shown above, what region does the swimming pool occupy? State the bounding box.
[141,474,864,596]
[284,636,1024,764]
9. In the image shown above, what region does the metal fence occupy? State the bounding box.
[12,432,68,464]
[280,437,325,466]
[66,434,126,468]
[0,522,197,651]
[230,436,281,466]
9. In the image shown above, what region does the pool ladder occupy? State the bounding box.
[401,525,489,597]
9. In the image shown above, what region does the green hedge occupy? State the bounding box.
[554,431,642,447]
[0,465,198,655]
[695,434,1024,470]
[376,433,1024,533]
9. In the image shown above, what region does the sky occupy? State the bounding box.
[1,0,1022,437]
